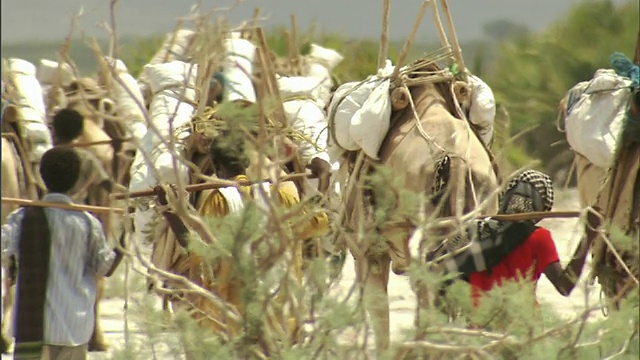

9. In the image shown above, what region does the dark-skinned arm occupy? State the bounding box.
[308,157,332,194]
[104,233,127,277]
[544,207,603,296]
[153,185,191,249]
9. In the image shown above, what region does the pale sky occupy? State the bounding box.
[0,0,631,45]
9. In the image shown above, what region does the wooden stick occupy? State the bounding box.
[377,0,392,69]
[256,27,287,128]
[2,197,126,214]
[431,0,450,50]
[392,0,432,79]
[440,0,466,74]
[291,15,301,74]
[162,20,184,63]
[58,138,133,148]
[490,211,581,222]
[634,28,640,65]
[113,173,317,200]
[285,30,294,72]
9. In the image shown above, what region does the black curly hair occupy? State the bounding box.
[209,133,250,177]
[39,147,81,193]
[52,108,84,144]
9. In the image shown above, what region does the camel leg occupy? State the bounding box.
[89,276,108,352]
[357,252,391,352]
[1,281,14,354]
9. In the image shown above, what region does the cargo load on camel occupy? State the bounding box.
[563,65,635,169]
[327,60,497,161]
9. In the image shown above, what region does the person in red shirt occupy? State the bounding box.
[469,170,601,307]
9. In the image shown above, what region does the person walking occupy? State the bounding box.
[1,147,125,360]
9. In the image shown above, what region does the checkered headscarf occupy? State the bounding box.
[428,170,552,277]
[499,170,554,218]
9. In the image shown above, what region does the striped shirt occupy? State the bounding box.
[1,193,116,346]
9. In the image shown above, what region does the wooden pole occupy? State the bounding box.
[2,197,125,214]
[431,0,450,50]
[634,28,640,65]
[57,138,133,148]
[440,0,466,74]
[291,15,301,74]
[490,210,581,222]
[113,172,317,200]
[377,0,392,70]
[392,0,431,79]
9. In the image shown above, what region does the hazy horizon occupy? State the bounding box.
[2,0,631,46]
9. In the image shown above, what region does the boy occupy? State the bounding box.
[437,170,601,307]
[1,147,125,359]
[51,108,116,205]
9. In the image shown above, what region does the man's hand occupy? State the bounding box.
[308,157,332,193]
[154,184,183,208]
[154,185,169,206]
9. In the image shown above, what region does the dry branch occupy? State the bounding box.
[113,172,317,200]
[1,197,126,214]
[377,0,391,69]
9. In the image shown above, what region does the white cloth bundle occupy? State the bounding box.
[36,60,75,116]
[222,37,257,102]
[36,59,74,86]
[130,61,198,240]
[138,30,195,105]
[283,99,330,165]
[467,74,496,147]
[104,57,148,142]
[278,75,323,100]
[306,44,344,108]
[277,75,331,167]
[564,69,631,169]
[277,74,333,199]
[130,61,197,191]
[328,60,394,160]
[148,30,195,66]
[5,58,52,162]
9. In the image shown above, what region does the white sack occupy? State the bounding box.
[327,60,394,160]
[105,57,148,142]
[129,61,197,240]
[5,58,52,161]
[138,30,195,105]
[467,74,496,146]
[129,61,197,193]
[277,75,321,100]
[564,69,631,169]
[283,99,330,165]
[222,37,256,102]
[306,44,344,108]
[37,59,74,86]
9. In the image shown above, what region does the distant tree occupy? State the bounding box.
[485,0,638,178]
[119,36,165,78]
[482,19,530,43]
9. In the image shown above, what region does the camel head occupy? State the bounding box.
[64,78,116,128]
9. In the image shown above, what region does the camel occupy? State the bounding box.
[1,105,37,353]
[331,62,500,351]
[50,79,131,352]
[1,137,22,351]
[560,85,639,311]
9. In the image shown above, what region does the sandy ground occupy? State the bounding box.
[2,188,603,359]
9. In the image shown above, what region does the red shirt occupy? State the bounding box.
[469,227,560,307]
